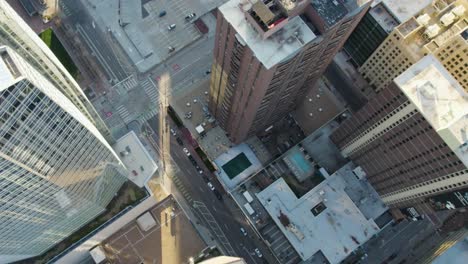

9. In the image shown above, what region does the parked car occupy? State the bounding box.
[183,147,190,156]
[168,46,175,52]
[167,24,176,31]
[159,11,167,17]
[188,156,197,166]
[207,182,215,191]
[254,248,263,258]
[240,227,247,236]
[205,69,211,75]
[170,128,177,136]
[185,13,196,21]
[213,189,222,200]
[202,175,209,182]
[176,137,183,146]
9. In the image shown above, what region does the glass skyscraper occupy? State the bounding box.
[0,45,127,263]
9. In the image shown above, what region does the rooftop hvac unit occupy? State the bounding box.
[452,5,466,16]
[416,14,430,25]
[424,24,441,38]
[440,12,456,26]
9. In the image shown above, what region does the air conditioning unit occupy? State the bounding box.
[440,12,456,26]
[452,5,466,16]
[416,14,430,25]
[424,24,440,38]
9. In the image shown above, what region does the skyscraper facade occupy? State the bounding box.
[344,0,431,67]
[0,1,113,142]
[0,46,127,263]
[359,0,468,95]
[209,0,370,143]
[331,55,468,216]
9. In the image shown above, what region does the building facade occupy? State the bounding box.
[0,1,113,142]
[209,0,370,143]
[359,0,468,95]
[344,0,432,67]
[331,55,468,216]
[0,46,127,263]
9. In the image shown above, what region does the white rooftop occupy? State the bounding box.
[113,131,158,187]
[381,0,432,23]
[219,0,316,69]
[395,55,468,168]
[257,176,379,263]
[199,256,247,264]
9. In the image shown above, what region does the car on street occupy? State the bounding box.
[240,227,247,236]
[207,182,215,191]
[205,69,211,75]
[185,13,196,21]
[195,165,204,174]
[170,128,177,136]
[202,175,209,182]
[167,24,176,31]
[254,248,262,258]
[183,147,190,156]
[168,46,175,52]
[176,137,183,146]
[213,189,223,200]
[159,11,167,17]
[188,156,197,166]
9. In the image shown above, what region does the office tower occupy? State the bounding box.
[359,0,468,95]
[344,0,432,67]
[0,46,127,263]
[0,1,113,142]
[330,55,468,217]
[209,0,370,143]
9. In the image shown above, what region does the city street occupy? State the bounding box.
[143,118,277,264]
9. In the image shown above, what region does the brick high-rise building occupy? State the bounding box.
[209,0,371,143]
[331,55,468,217]
[359,0,468,96]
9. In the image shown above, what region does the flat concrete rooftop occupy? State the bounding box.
[257,172,379,263]
[395,55,468,168]
[113,131,158,187]
[381,0,432,23]
[219,0,316,69]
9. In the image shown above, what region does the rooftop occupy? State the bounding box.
[310,0,371,27]
[394,55,468,167]
[257,168,380,262]
[219,0,316,69]
[113,131,158,187]
[381,0,432,23]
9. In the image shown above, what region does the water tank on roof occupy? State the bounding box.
[416,14,430,25]
[424,24,441,38]
[440,12,456,26]
[452,5,466,16]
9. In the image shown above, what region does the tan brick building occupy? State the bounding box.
[359,0,468,96]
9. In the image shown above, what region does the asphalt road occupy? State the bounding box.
[144,117,277,264]
[61,0,129,82]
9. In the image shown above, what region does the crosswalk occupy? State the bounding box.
[116,75,139,91]
[141,78,159,105]
[171,175,193,203]
[137,108,159,124]
[59,1,73,17]
[116,105,132,124]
